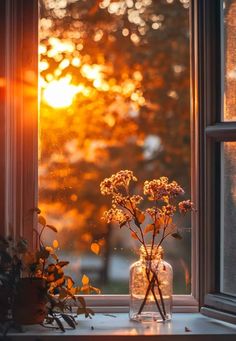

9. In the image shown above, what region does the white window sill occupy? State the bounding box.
[5,313,236,340]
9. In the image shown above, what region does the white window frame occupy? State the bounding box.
[0,0,200,313]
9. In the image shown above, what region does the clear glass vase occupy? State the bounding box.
[129,245,173,322]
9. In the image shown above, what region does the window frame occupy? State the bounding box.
[0,0,38,248]
[2,0,236,320]
[192,0,236,323]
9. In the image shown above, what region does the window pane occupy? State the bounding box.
[39,0,191,294]
[221,142,236,296]
[224,0,236,121]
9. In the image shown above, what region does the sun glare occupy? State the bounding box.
[43,76,79,108]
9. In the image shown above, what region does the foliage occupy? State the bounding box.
[0,214,100,332]
[100,169,194,320]
[38,0,191,285]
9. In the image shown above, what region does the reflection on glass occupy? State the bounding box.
[221,142,236,296]
[39,0,191,294]
[224,0,236,121]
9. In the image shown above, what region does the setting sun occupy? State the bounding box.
[43,76,79,108]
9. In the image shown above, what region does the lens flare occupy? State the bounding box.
[43,76,78,108]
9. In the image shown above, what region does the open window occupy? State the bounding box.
[192,0,236,323]
[38,0,194,307]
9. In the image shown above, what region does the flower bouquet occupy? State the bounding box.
[100,170,194,322]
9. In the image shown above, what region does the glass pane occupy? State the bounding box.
[224,0,236,121]
[39,0,191,294]
[221,142,236,296]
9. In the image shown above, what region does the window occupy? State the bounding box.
[39,0,193,298]
[1,0,235,321]
[193,0,236,323]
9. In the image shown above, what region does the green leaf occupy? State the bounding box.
[171,232,182,240]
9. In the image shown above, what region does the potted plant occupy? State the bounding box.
[0,214,100,331]
[100,170,194,322]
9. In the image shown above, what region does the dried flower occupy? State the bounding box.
[100,170,137,195]
[162,204,176,216]
[178,200,194,214]
[100,170,193,245]
[143,177,184,201]
[102,208,130,225]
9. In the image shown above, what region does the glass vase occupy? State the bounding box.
[129,245,173,322]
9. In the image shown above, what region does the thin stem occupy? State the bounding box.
[137,270,165,321]
[151,286,165,321]
[153,272,166,316]
[137,273,154,315]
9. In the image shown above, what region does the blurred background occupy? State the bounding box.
[39,0,191,294]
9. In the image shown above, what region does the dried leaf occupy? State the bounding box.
[77,296,86,308]
[53,239,59,249]
[38,215,46,226]
[171,232,182,240]
[46,224,58,233]
[77,308,86,315]
[85,308,95,318]
[91,242,100,255]
[144,224,154,234]
[156,217,165,229]
[90,285,101,294]
[82,274,89,285]
[67,277,74,290]
[136,209,145,224]
[59,288,68,300]
[58,261,69,268]
[80,285,90,294]
[45,246,54,253]
[131,231,138,240]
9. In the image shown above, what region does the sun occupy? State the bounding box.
[43,76,79,108]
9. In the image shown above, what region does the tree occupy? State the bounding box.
[39,0,191,291]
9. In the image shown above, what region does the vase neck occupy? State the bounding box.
[139,245,163,261]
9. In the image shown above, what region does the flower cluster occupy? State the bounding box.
[102,208,130,225]
[100,170,137,195]
[100,170,194,244]
[178,200,194,214]
[143,177,184,201]
[162,204,176,216]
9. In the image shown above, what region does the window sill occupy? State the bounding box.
[5,313,236,340]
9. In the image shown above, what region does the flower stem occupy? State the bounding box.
[137,270,166,321]
[153,272,166,316]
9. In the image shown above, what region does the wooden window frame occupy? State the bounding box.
[0,0,38,248]
[192,0,236,324]
[4,0,230,313]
